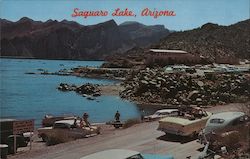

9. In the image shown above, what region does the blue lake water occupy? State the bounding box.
[0,58,140,127]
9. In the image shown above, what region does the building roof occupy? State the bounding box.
[149,49,188,54]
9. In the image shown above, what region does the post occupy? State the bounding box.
[14,135,16,154]
[29,131,32,150]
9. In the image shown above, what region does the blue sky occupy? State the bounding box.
[1,0,249,31]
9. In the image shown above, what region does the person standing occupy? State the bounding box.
[83,112,90,127]
[141,109,145,122]
[115,111,120,122]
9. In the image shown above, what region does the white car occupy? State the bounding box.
[144,109,179,121]
[80,149,174,159]
[198,111,248,144]
[42,114,76,127]
[203,111,248,134]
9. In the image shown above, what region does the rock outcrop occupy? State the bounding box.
[72,67,131,79]
[58,83,101,99]
[120,69,250,106]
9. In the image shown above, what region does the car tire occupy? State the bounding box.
[8,144,17,154]
[97,129,101,134]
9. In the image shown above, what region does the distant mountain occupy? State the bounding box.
[0,18,169,60]
[154,19,250,60]
[119,21,169,46]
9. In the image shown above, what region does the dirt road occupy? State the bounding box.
[8,103,248,159]
[9,121,203,159]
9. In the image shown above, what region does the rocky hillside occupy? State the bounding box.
[119,21,169,46]
[0,17,169,60]
[102,19,250,68]
[155,19,250,60]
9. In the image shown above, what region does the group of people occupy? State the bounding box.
[72,111,122,128]
[72,112,91,128]
[178,106,208,120]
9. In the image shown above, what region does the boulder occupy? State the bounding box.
[187,90,199,100]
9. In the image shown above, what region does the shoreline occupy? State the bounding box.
[0,56,105,62]
[99,84,124,96]
[26,65,250,109]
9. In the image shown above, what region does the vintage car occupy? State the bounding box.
[144,109,179,121]
[202,111,248,134]
[198,111,248,145]
[157,108,212,137]
[42,114,76,127]
[38,119,100,142]
[80,149,174,159]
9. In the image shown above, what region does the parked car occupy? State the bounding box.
[0,119,33,154]
[202,111,248,134]
[42,114,76,127]
[80,149,174,159]
[38,119,100,142]
[198,111,248,145]
[157,109,212,137]
[144,109,179,121]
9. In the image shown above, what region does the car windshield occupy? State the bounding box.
[54,123,70,129]
[127,154,144,159]
[210,118,225,124]
[154,112,161,115]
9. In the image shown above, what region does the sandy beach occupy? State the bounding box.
[99,84,124,96]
